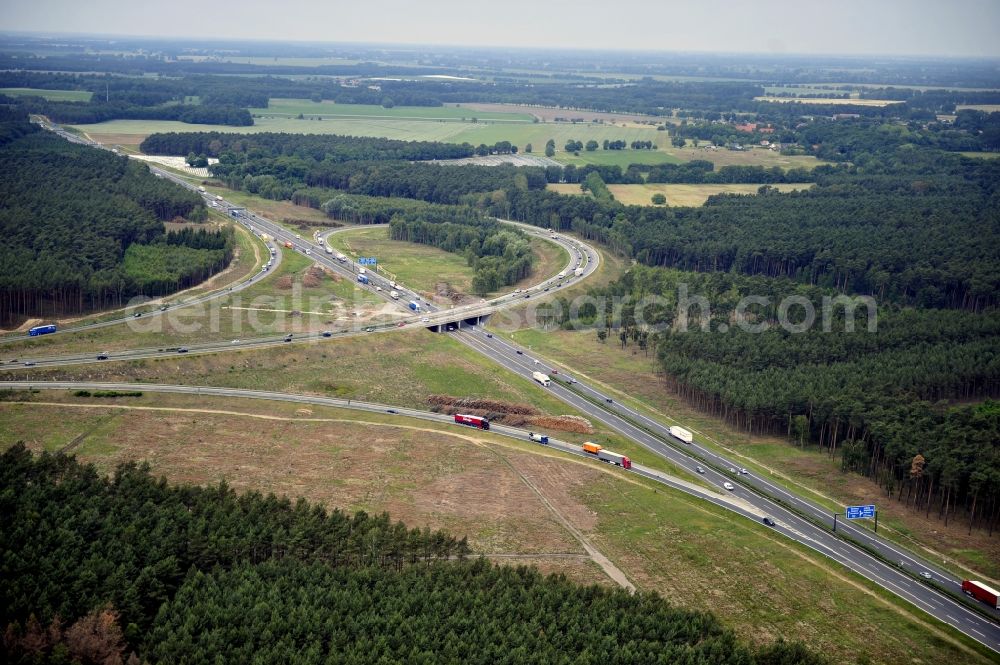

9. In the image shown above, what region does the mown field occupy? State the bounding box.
[0,391,992,665]
[325,226,567,300]
[548,182,811,206]
[1,87,92,101]
[254,98,533,122]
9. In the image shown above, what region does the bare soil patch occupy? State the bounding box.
[429,395,594,434]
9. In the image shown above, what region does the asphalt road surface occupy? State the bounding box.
[10,121,999,653]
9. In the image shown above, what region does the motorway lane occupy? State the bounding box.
[4,376,999,651]
[449,327,1000,651]
[0,225,282,346]
[0,122,284,345]
[26,122,1000,651]
[467,326,996,597]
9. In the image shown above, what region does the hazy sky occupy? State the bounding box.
[4,0,999,58]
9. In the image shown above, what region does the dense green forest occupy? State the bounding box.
[485,148,1000,311]
[0,445,822,664]
[140,131,474,162]
[0,113,229,325]
[546,264,1000,536]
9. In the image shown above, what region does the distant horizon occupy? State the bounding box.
[3,30,1000,65]
[2,0,999,58]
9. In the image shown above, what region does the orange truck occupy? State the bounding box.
[582,441,631,469]
[283,241,294,249]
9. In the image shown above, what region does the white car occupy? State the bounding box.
[421,317,430,323]
[723,482,735,491]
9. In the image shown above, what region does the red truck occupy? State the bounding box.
[454,414,490,430]
[962,580,1000,609]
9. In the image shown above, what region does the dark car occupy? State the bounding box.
[177,347,189,353]
[284,336,293,342]
[605,397,613,403]
[524,294,530,299]
[516,350,523,355]
[387,409,398,414]
[486,333,493,338]
[322,331,333,337]
[133,311,141,318]
[23,361,36,366]
[96,353,109,360]
[160,305,168,311]
[762,517,776,527]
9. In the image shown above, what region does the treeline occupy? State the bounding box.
[646,160,816,184]
[387,205,534,294]
[482,148,1000,310]
[550,264,1000,537]
[0,114,223,324]
[141,130,474,161]
[3,95,254,126]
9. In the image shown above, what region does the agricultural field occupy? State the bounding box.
[325,226,567,302]
[754,96,903,106]
[0,87,92,101]
[0,391,991,664]
[548,182,811,206]
[72,115,668,155]
[554,149,678,168]
[956,104,1000,113]
[255,98,533,122]
[456,102,667,125]
[960,151,1000,159]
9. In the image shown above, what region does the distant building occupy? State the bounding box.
[833,113,861,120]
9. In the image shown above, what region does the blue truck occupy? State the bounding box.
[408,301,420,311]
[357,274,369,285]
[28,324,57,336]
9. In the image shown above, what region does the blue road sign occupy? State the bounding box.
[845,504,876,520]
[358,257,377,266]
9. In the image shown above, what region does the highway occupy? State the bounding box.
[13,120,1000,653]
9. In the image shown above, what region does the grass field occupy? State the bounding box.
[254,98,533,122]
[955,104,1000,113]
[326,226,478,299]
[0,392,992,664]
[325,226,567,301]
[77,115,826,173]
[960,151,1000,159]
[548,182,811,206]
[1,87,92,102]
[74,116,668,156]
[554,149,679,167]
[500,258,1000,584]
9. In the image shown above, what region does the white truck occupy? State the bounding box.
[317,237,324,245]
[532,371,551,387]
[528,432,549,444]
[557,271,566,279]
[669,426,694,444]
[390,290,399,300]
[325,246,334,255]
[574,267,585,277]
[359,267,366,275]
[336,253,347,262]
